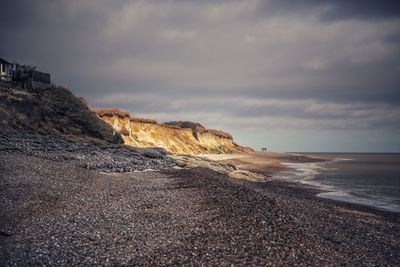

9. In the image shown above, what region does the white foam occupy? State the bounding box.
[277,160,400,213]
[277,158,400,215]
[279,162,327,182]
[333,157,354,161]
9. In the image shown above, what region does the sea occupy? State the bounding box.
[274,153,400,213]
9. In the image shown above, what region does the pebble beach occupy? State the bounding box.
[1,135,399,265]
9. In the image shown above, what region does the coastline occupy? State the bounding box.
[1,149,399,265]
[203,151,400,214]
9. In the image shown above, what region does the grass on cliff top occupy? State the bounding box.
[0,84,123,144]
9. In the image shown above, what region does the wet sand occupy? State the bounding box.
[1,152,399,266]
[201,151,328,177]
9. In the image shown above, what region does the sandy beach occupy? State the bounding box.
[1,148,399,265]
[200,151,329,177]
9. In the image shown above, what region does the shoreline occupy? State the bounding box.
[201,151,328,177]
[203,151,400,214]
[263,176,400,220]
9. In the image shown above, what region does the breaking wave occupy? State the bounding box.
[274,156,400,213]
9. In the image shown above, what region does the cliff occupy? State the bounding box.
[0,83,252,154]
[95,109,253,154]
[0,84,122,144]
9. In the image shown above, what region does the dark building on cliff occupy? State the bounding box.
[0,58,12,81]
[0,57,51,89]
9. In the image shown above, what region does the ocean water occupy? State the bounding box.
[274,153,400,213]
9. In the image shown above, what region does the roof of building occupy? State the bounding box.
[0,57,11,65]
[32,70,51,76]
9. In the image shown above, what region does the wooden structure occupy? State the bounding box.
[26,69,51,89]
[0,58,12,81]
[0,57,51,89]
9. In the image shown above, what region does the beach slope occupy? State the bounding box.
[1,152,399,266]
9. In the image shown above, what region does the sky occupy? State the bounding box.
[1,0,400,152]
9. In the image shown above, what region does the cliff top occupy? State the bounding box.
[165,121,233,140]
[95,109,234,140]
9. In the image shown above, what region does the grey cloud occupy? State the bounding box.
[258,0,400,21]
[1,0,400,151]
[95,94,400,131]
[2,1,399,102]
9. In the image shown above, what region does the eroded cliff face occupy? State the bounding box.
[95,109,253,154]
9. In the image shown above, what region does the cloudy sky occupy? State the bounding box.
[1,0,400,152]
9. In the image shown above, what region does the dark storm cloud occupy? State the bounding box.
[259,0,400,21]
[0,1,41,28]
[1,0,400,151]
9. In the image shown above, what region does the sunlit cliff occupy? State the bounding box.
[95,109,253,154]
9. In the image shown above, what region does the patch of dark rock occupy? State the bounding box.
[0,231,12,237]
[143,148,166,159]
[0,133,176,173]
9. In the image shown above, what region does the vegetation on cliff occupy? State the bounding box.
[0,84,122,143]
